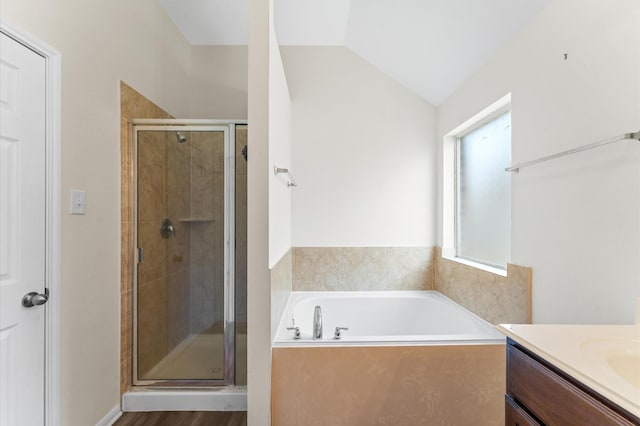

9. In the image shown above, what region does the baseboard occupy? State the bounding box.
[95,404,122,426]
[122,387,247,412]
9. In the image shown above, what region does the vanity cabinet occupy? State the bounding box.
[505,338,640,426]
[505,394,540,426]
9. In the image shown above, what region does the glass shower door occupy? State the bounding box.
[134,124,234,384]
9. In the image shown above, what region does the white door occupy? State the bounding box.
[0,32,47,426]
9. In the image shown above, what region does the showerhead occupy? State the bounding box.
[176,132,187,143]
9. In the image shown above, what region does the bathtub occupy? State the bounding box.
[273,290,504,345]
[272,291,506,425]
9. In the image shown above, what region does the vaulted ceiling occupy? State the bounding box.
[159,0,550,105]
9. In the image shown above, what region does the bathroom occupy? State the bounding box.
[0,0,638,425]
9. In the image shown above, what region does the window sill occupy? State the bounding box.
[441,251,508,277]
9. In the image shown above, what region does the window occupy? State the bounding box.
[456,110,511,269]
[442,93,511,274]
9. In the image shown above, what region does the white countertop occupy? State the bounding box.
[497,324,640,419]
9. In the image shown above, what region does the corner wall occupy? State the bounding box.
[248,0,281,423]
[268,18,294,347]
[437,0,640,324]
[281,47,437,248]
[189,46,248,120]
[268,29,292,268]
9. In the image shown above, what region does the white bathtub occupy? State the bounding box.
[273,290,505,346]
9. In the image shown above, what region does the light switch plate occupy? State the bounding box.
[70,189,86,215]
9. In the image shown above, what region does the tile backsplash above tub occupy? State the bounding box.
[434,247,531,325]
[292,247,435,291]
[291,246,531,325]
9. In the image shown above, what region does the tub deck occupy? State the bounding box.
[274,290,505,346]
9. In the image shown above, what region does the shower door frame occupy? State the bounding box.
[130,119,244,386]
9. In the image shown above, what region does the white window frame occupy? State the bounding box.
[442,93,511,276]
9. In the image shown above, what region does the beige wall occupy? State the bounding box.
[190,46,248,120]
[2,2,193,424]
[247,0,294,421]
[5,0,272,423]
[247,0,273,423]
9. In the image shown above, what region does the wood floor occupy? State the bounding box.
[113,411,247,426]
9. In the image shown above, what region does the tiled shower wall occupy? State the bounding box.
[120,82,173,392]
[235,126,248,330]
[187,126,248,334]
[165,135,192,351]
[121,91,248,391]
[136,130,192,376]
[292,247,435,291]
[188,131,225,334]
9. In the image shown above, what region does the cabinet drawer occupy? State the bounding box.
[505,395,541,426]
[507,344,636,425]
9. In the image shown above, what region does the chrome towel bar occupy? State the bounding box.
[506,131,640,173]
[274,166,298,187]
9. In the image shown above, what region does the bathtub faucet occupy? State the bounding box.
[313,305,322,340]
[334,326,349,340]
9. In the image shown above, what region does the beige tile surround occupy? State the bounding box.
[270,249,293,340]
[272,247,529,425]
[121,85,250,391]
[435,247,532,325]
[293,247,435,291]
[136,129,194,377]
[290,246,531,325]
[120,82,173,393]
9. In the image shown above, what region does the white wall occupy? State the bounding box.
[437,0,640,324]
[2,1,192,425]
[189,45,248,119]
[281,47,437,247]
[268,34,292,267]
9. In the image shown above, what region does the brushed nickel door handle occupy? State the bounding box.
[22,289,49,308]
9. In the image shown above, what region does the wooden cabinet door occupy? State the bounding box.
[505,395,541,426]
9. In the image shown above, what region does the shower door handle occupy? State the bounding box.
[22,289,49,308]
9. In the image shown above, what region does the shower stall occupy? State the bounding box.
[130,120,247,388]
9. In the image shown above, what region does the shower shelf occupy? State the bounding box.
[179,217,214,223]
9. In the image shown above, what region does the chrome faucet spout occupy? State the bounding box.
[313,305,322,340]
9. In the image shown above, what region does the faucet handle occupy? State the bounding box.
[286,326,301,340]
[334,326,349,340]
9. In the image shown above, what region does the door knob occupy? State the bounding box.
[22,289,49,308]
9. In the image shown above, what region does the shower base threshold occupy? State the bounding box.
[122,386,247,412]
